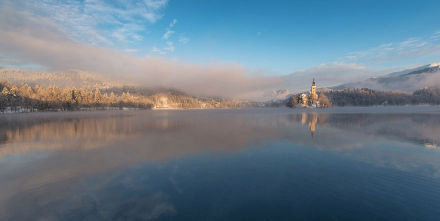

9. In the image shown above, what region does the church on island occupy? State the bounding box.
[289,79,331,108]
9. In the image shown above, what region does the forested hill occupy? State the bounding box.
[0,80,244,112]
[0,68,122,89]
[324,88,440,106]
[281,88,440,108]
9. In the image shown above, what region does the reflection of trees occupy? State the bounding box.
[2,111,440,220]
[287,112,440,147]
[1,110,440,210]
[288,112,329,137]
[0,111,292,159]
[0,112,185,157]
[2,111,440,160]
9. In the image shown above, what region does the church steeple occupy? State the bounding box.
[310,78,318,102]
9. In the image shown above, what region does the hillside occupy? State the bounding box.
[324,88,440,106]
[334,63,440,92]
[0,79,246,113]
[281,87,440,108]
[0,68,123,89]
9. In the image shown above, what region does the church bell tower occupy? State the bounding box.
[310,78,318,101]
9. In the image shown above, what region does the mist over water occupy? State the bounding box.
[1,108,440,220]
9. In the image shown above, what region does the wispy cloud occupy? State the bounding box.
[151,47,166,55]
[162,19,178,39]
[164,42,175,52]
[344,32,440,65]
[155,18,183,54]
[144,0,168,11]
[179,36,190,45]
[281,62,377,92]
[431,31,440,40]
[2,0,168,47]
[162,30,175,40]
[169,19,177,28]
[123,48,139,54]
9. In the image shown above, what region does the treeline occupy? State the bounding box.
[0,80,242,112]
[0,81,153,112]
[102,86,186,97]
[325,88,440,106]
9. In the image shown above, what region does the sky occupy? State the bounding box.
[1,0,440,98]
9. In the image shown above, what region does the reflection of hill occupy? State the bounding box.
[0,111,288,159]
[326,114,440,147]
[2,109,440,220]
[287,112,440,148]
[0,112,140,157]
[1,109,440,206]
[2,110,440,160]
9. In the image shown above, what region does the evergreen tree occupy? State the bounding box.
[286,95,298,108]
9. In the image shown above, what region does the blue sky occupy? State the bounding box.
[87,0,440,74]
[164,0,440,73]
[7,0,439,74]
[1,0,440,97]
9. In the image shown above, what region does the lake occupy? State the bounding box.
[1,107,440,220]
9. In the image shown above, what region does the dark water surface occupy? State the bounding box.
[1,107,440,220]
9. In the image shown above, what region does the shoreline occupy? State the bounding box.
[1,105,440,116]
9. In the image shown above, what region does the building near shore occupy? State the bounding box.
[296,79,320,108]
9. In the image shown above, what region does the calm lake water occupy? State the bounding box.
[1,107,440,220]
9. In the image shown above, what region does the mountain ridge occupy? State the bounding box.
[0,68,124,89]
[334,63,440,92]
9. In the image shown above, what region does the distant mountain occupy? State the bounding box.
[335,63,440,92]
[0,68,123,89]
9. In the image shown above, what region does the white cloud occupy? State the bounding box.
[344,33,440,65]
[123,48,139,53]
[164,41,175,52]
[280,62,376,92]
[112,31,126,41]
[144,0,168,10]
[431,31,440,40]
[160,18,181,51]
[345,55,357,60]
[132,34,143,41]
[3,0,168,47]
[169,19,177,28]
[151,46,166,55]
[162,18,178,40]
[179,36,190,45]
[162,30,175,40]
[398,38,419,48]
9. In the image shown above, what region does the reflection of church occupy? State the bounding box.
[299,112,320,137]
[309,113,318,137]
[303,112,318,137]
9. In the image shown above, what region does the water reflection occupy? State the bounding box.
[1,109,440,220]
[297,112,321,137]
[288,111,440,147]
[1,110,440,159]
